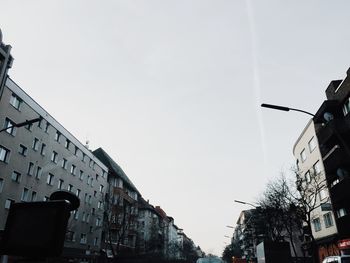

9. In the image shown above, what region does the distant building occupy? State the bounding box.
[93,147,140,257]
[293,119,338,260]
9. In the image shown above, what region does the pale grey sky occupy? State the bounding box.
[2,0,350,255]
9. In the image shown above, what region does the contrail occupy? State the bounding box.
[246,0,268,166]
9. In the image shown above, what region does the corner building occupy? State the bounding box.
[313,68,350,256]
[0,77,109,259]
[293,119,338,261]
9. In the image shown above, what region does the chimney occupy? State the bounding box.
[326,79,343,100]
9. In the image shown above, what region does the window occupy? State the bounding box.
[89,160,94,168]
[99,184,104,193]
[51,151,58,163]
[312,218,321,232]
[25,121,33,131]
[82,153,86,163]
[96,218,101,227]
[94,237,98,246]
[80,233,87,244]
[0,178,4,193]
[58,179,64,190]
[88,195,92,205]
[74,146,79,156]
[93,190,97,197]
[68,184,73,192]
[87,175,90,185]
[65,139,70,149]
[37,118,43,129]
[98,201,103,209]
[79,170,84,180]
[47,173,54,185]
[308,137,317,152]
[32,138,39,151]
[337,208,347,218]
[54,131,61,142]
[76,189,81,198]
[305,171,311,183]
[86,213,90,223]
[343,97,350,116]
[74,210,79,220]
[91,208,95,215]
[10,93,22,110]
[27,162,34,176]
[70,164,76,176]
[90,178,94,187]
[40,143,46,156]
[45,122,50,133]
[89,226,93,233]
[82,212,86,222]
[66,231,76,242]
[300,149,306,163]
[31,191,37,201]
[62,158,67,169]
[19,144,28,156]
[314,161,321,174]
[5,199,14,209]
[319,188,327,200]
[84,193,88,203]
[11,171,21,183]
[35,166,42,179]
[3,118,16,135]
[0,145,10,163]
[21,188,29,201]
[324,212,334,228]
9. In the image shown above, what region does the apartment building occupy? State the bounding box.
[0,77,109,258]
[92,147,140,256]
[312,68,350,256]
[293,119,338,260]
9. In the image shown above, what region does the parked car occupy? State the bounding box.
[322,255,350,263]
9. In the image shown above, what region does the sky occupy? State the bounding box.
[2,0,350,256]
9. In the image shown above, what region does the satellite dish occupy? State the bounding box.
[337,168,349,179]
[324,112,334,122]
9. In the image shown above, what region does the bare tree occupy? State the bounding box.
[103,186,137,259]
[258,174,303,259]
[258,170,329,263]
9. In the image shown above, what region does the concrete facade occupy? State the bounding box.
[293,120,338,240]
[0,78,109,257]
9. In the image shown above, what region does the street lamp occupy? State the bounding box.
[234,200,257,208]
[0,117,42,133]
[261,103,315,117]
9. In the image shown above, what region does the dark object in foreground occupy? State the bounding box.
[256,241,292,263]
[0,191,79,258]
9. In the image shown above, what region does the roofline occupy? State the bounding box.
[292,118,314,156]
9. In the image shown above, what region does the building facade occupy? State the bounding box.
[0,77,109,258]
[313,69,350,256]
[293,119,339,261]
[93,147,140,257]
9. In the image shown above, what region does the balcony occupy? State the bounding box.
[330,177,350,205]
[113,187,135,204]
[336,214,350,238]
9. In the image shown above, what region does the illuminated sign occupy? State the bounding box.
[338,239,350,250]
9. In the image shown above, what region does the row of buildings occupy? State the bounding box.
[227,69,350,262]
[0,29,203,261]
